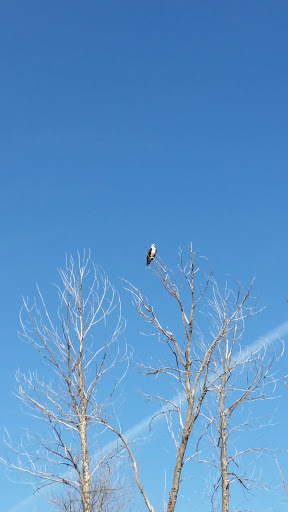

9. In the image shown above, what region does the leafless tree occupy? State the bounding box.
[1,252,130,512]
[3,247,280,512]
[197,278,282,512]
[96,244,276,512]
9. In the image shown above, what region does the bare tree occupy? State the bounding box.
[197,278,282,512]
[2,246,280,512]
[95,245,276,512]
[1,252,130,512]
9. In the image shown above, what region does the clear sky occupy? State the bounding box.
[1,1,288,511]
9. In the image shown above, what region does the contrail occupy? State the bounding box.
[241,320,288,358]
[7,320,288,512]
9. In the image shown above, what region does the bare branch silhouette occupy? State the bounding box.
[1,252,131,512]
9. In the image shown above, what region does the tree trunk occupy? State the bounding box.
[167,404,193,512]
[220,432,229,512]
[80,419,91,512]
[220,364,229,512]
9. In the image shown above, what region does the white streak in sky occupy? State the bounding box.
[7,321,288,512]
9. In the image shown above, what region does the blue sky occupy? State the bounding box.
[1,1,288,511]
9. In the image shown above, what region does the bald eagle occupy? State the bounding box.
[147,244,157,265]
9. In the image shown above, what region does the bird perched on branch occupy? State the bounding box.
[146,244,157,265]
